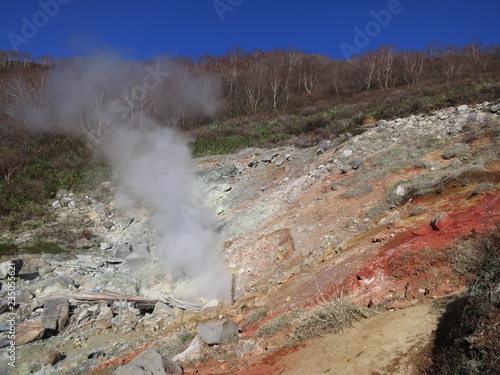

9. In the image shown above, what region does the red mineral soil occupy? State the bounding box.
[188,170,499,374]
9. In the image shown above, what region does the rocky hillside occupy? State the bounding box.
[1,102,499,374]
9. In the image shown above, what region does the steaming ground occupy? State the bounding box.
[9,54,231,301]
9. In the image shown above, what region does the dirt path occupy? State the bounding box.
[227,298,452,375]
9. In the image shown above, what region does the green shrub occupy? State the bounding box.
[23,241,65,254]
[341,183,373,198]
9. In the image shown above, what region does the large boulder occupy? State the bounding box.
[113,348,182,375]
[196,320,239,345]
[42,298,70,332]
[15,321,45,346]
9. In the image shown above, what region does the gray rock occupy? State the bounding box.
[172,335,205,363]
[93,203,110,219]
[274,156,287,166]
[75,238,94,249]
[395,185,405,196]
[317,139,332,155]
[113,348,182,375]
[51,200,62,209]
[490,103,500,113]
[19,299,44,319]
[197,320,239,345]
[55,189,69,199]
[102,221,115,229]
[242,147,257,156]
[339,164,352,174]
[0,299,9,314]
[131,243,150,253]
[99,242,112,250]
[200,300,220,315]
[0,259,23,279]
[457,104,468,112]
[348,158,364,170]
[124,252,152,267]
[114,243,132,258]
[261,152,278,163]
[97,305,113,321]
[153,302,173,317]
[248,159,258,168]
[330,183,340,191]
[120,217,134,230]
[59,197,73,207]
[467,113,479,122]
[219,164,237,177]
[342,149,353,157]
[42,298,70,332]
[20,274,75,300]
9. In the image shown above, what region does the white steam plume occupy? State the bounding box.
[9,54,230,300]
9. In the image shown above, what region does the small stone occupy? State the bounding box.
[99,242,112,250]
[59,197,73,207]
[430,212,453,231]
[44,350,61,366]
[395,185,405,196]
[342,149,353,157]
[248,159,258,168]
[457,105,468,112]
[348,158,364,170]
[55,189,69,199]
[489,103,500,113]
[173,335,206,363]
[97,305,114,321]
[102,221,115,229]
[330,183,340,191]
[76,238,94,249]
[274,156,286,166]
[339,164,352,173]
[51,200,62,209]
[88,351,106,359]
[219,164,237,177]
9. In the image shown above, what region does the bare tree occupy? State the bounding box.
[402,50,425,85]
[266,49,299,109]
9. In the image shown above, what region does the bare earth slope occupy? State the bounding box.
[1,102,499,374]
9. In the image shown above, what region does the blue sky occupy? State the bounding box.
[1,0,499,60]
